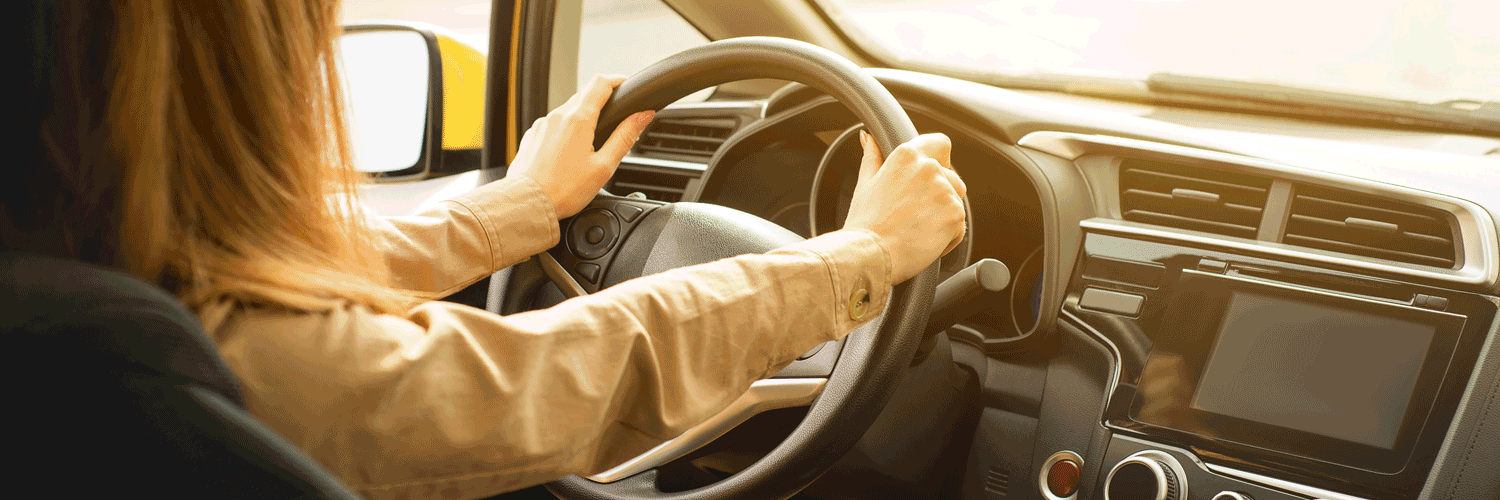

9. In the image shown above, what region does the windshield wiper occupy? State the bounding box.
[955,66,1500,136]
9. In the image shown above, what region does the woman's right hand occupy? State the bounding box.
[842,131,967,284]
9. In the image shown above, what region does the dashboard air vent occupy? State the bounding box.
[1118,159,1272,239]
[1284,185,1458,268]
[634,117,736,162]
[609,165,696,202]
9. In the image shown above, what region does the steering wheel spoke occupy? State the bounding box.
[540,37,937,500]
[587,377,828,483]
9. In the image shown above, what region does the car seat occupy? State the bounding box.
[1,252,364,499]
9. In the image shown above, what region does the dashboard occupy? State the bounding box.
[602,68,1500,500]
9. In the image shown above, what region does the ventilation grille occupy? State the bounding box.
[608,165,695,202]
[1285,185,1459,268]
[634,117,736,162]
[1118,160,1273,239]
[984,467,1009,496]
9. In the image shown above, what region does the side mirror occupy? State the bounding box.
[338,23,486,181]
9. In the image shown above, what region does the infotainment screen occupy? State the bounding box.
[1191,291,1435,449]
[1130,271,1467,473]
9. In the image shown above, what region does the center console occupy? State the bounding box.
[1064,232,1497,500]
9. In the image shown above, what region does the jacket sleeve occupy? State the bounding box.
[210,228,893,500]
[365,175,560,299]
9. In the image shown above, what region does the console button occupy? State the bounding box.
[1105,451,1185,500]
[575,262,601,284]
[1414,294,1449,311]
[1080,288,1145,316]
[1211,492,1252,500]
[1039,450,1083,500]
[1046,459,1080,497]
[1083,256,1165,288]
[1197,258,1229,274]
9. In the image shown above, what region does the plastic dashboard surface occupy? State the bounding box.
[604,68,1500,500]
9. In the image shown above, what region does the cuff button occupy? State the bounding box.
[848,288,870,321]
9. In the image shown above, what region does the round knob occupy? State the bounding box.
[1212,493,1252,500]
[1105,451,1187,500]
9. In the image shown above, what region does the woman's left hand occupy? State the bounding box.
[509,74,656,219]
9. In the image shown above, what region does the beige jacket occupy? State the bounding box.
[195,175,893,500]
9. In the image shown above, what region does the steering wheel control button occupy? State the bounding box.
[575,262,601,284]
[568,209,620,260]
[1040,451,1083,500]
[1104,451,1187,500]
[848,288,870,321]
[1080,287,1145,317]
[615,203,645,223]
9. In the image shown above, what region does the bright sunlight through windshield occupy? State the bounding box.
[822,0,1499,103]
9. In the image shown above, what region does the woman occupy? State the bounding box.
[12,1,966,498]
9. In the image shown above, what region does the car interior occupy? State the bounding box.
[13,1,1499,500]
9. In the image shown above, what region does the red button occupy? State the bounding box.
[1047,459,1081,497]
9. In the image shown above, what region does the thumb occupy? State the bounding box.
[596,110,655,163]
[857,129,882,184]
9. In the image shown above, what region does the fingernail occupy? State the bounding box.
[638,110,655,125]
[859,130,870,146]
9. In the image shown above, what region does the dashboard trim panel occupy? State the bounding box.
[1019,131,1499,290]
[1205,464,1369,500]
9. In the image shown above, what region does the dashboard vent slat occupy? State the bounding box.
[1285,185,1458,268]
[608,165,696,202]
[1118,160,1272,239]
[634,117,737,162]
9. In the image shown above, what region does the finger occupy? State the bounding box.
[913,133,953,169]
[939,166,967,199]
[942,201,966,255]
[596,110,655,163]
[577,74,629,120]
[943,227,965,256]
[857,129,882,184]
[517,118,547,152]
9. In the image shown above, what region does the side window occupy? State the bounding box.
[579,0,711,101]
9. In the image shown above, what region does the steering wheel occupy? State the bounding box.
[540,37,939,500]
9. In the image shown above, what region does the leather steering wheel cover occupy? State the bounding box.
[552,37,939,500]
[592,37,915,156]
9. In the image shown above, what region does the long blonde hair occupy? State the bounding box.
[30,0,413,314]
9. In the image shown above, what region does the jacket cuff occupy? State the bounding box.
[788,229,893,333]
[449,175,560,271]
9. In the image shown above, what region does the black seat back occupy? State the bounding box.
[1,253,363,499]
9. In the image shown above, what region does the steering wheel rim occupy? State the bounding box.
[546,36,939,500]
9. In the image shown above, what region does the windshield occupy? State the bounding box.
[820,0,1499,104]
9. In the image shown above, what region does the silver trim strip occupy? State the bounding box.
[586,378,827,483]
[534,253,586,298]
[1206,463,1370,500]
[1018,131,1499,289]
[621,155,709,172]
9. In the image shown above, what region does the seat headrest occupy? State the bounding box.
[0,252,243,406]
